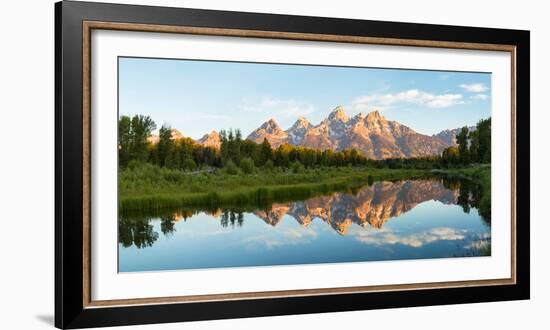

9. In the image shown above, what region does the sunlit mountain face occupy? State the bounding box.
[246,107,450,159]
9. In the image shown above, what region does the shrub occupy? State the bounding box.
[264,159,274,172]
[239,157,256,174]
[183,158,197,171]
[162,171,183,183]
[224,159,240,175]
[290,161,305,174]
[127,159,145,170]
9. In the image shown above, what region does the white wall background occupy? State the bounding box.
[0,0,545,329]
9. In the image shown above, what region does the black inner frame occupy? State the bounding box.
[55,1,530,329]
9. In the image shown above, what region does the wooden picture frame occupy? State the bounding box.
[55,1,530,328]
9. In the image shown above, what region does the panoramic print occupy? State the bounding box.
[117,57,491,272]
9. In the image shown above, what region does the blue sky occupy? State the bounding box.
[119,57,491,139]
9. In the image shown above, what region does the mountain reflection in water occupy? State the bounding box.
[253,180,460,235]
[118,178,490,271]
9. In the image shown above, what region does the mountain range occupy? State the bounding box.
[247,106,452,159]
[149,105,474,159]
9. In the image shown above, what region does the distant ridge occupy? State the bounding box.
[247,106,450,159]
[197,130,222,149]
[432,126,476,146]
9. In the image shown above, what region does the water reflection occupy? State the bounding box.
[253,179,461,235]
[118,217,159,249]
[119,178,489,253]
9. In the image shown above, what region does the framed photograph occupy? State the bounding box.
[55,1,530,328]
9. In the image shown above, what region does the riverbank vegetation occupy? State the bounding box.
[120,164,432,212]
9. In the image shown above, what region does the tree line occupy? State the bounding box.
[441,118,491,165]
[118,115,491,173]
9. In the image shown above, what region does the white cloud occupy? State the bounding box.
[465,239,490,250]
[425,94,464,108]
[459,83,488,93]
[239,97,315,119]
[353,227,467,248]
[242,226,318,250]
[349,89,464,111]
[470,94,489,100]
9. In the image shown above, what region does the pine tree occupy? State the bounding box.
[456,126,470,164]
[157,125,173,167]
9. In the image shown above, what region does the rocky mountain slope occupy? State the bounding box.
[147,128,184,144]
[196,130,222,149]
[247,106,450,159]
[433,126,476,146]
[246,118,289,148]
